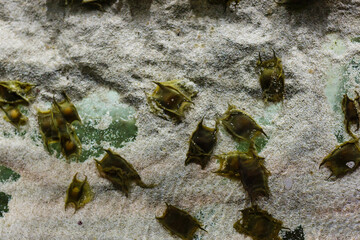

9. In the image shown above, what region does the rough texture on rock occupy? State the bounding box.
[1,0,360,239]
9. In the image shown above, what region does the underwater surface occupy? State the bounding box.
[1,0,360,239]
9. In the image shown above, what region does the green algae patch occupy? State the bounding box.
[323,34,347,56]
[325,54,360,115]
[73,90,138,162]
[325,65,348,115]
[254,135,268,153]
[280,225,305,240]
[0,192,11,217]
[32,90,138,162]
[325,57,360,143]
[237,141,251,152]
[193,208,216,240]
[235,103,279,153]
[351,37,360,43]
[334,129,345,143]
[0,166,20,183]
[236,135,268,153]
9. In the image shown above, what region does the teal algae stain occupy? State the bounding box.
[31,90,138,162]
[334,129,345,143]
[253,135,268,153]
[281,225,305,240]
[325,57,360,143]
[2,128,27,138]
[323,34,347,56]
[235,135,267,154]
[236,103,280,153]
[236,140,251,152]
[0,192,11,217]
[0,166,20,218]
[0,166,20,183]
[351,37,360,43]
[324,65,347,114]
[73,90,138,162]
[323,34,349,114]
[193,233,204,240]
[193,207,216,240]
[325,64,347,143]
[235,135,268,153]
[0,165,21,218]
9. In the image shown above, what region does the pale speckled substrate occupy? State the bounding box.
[1,0,360,239]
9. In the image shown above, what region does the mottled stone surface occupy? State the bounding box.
[1,0,360,239]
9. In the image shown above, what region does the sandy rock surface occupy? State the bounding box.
[1,0,360,239]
